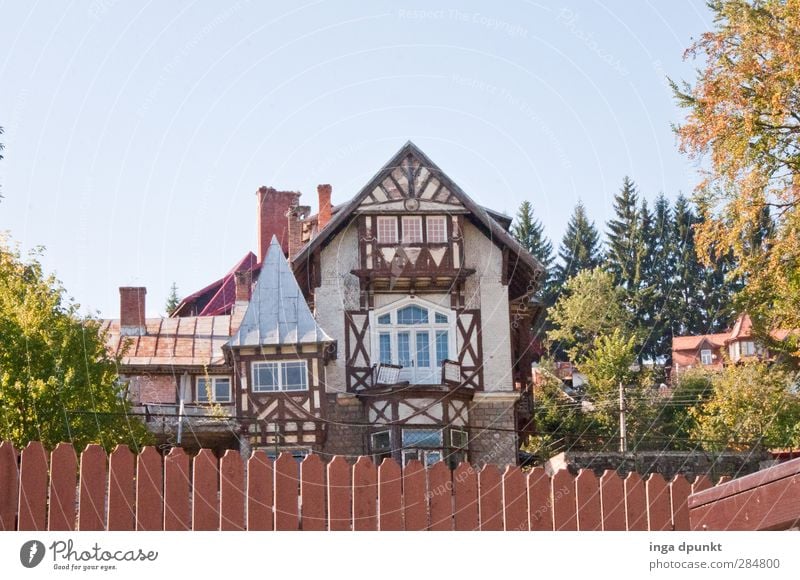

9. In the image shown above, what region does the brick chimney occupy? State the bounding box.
[257,186,301,260]
[317,184,332,230]
[287,205,311,260]
[234,270,253,302]
[119,287,146,336]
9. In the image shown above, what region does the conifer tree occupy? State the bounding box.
[640,193,675,361]
[512,200,555,303]
[165,282,180,316]
[556,201,602,286]
[606,176,645,292]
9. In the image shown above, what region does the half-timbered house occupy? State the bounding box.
[103,142,545,466]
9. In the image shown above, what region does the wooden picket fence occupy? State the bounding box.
[0,441,706,531]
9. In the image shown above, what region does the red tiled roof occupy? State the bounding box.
[672,333,729,351]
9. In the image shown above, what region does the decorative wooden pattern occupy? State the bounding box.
[0,439,708,531]
[344,310,371,391]
[456,310,484,390]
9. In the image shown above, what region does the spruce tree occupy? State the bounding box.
[606,176,645,292]
[671,195,703,337]
[512,201,555,302]
[165,282,180,316]
[556,201,601,286]
[641,193,675,361]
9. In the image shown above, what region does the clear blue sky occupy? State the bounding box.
[0,1,711,318]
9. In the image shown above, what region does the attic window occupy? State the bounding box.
[402,216,423,244]
[377,217,398,243]
[427,216,447,243]
[700,349,713,365]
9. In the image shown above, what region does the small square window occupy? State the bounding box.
[451,429,468,448]
[427,216,447,243]
[281,361,308,391]
[377,217,398,243]
[371,431,391,452]
[196,377,231,403]
[402,216,423,244]
[253,363,279,392]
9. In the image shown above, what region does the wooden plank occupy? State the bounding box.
[428,461,453,530]
[527,467,553,531]
[192,449,219,531]
[502,466,527,531]
[327,455,350,531]
[575,469,602,531]
[18,441,48,531]
[624,472,647,531]
[300,454,326,531]
[670,475,691,531]
[274,452,299,531]
[79,444,107,531]
[352,456,377,531]
[163,447,190,531]
[0,441,18,530]
[220,450,245,531]
[135,446,163,531]
[478,464,502,531]
[402,459,427,531]
[246,451,273,531]
[690,458,800,508]
[599,470,625,531]
[378,458,402,531]
[107,445,135,531]
[646,473,672,531]
[692,474,712,495]
[48,443,77,531]
[453,461,478,531]
[552,469,577,531]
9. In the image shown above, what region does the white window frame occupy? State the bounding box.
[401,216,423,244]
[196,376,232,403]
[741,341,756,356]
[700,349,713,366]
[376,216,398,243]
[426,216,447,243]
[252,360,309,393]
[451,428,468,449]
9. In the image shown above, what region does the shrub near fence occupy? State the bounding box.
[0,441,697,531]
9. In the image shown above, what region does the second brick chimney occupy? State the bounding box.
[257,186,301,261]
[234,270,253,303]
[120,287,147,336]
[287,205,311,260]
[317,184,332,231]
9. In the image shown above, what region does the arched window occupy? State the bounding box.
[372,298,456,384]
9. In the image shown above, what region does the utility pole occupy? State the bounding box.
[619,380,628,453]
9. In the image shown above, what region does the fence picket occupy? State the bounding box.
[527,467,553,531]
[453,461,478,531]
[246,451,273,531]
[275,452,299,531]
[78,445,107,531]
[378,458,402,531]
[0,441,18,530]
[220,450,245,531]
[18,441,48,531]
[692,474,712,494]
[164,447,190,531]
[300,454,326,531]
[502,466,527,531]
[646,474,672,531]
[552,469,577,531]
[48,443,77,531]
[429,461,453,530]
[353,456,377,531]
[478,464,502,531]
[327,456,350,531]
[670,475,691,531]
[107,445,135,531]
[575,469,602,531]
[624,472,647,531]
[136,446,163,530]
[192,449,219,531]
[599,470,625,531]
[403,460,427,531]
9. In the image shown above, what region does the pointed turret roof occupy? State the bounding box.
[226,236,332,347]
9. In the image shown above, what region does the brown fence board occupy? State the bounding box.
[135,446,163,530]
[453,461,478,531]
[624,472,647,531]
[220,450,245,531]
[0,441,18,531]
[600,470,625,531]
[246,451,273,531]
[18,441,47,531]
[192,449,219,531]
[48,443,77,531]
[403,460,427,531]
[78,445,107,531]
[429,461,453,530]
[552,469,577,531]
[502,466,527,531]
[528,467,553,531]
[646,474,671,531]
[353,456,377,531]
[670,475,691,531]
[575,469,602,531]
[274,452,299,531]
[300,454,326,531]
[107,445,135,531]
[692,474,712,494]
[478,464,502,531]
[327,456,350,531]
[378,458,402,531]
[164,447,190,531]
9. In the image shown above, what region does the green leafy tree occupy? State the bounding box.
[555,201,602,286]
[657,368,715,449]
[690,361,800,451]
[165,282,181,316]
[547,268,633,362]
[0,236,152,450]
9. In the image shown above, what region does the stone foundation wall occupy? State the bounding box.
[321,393,366,460]
[468,393,519,467]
